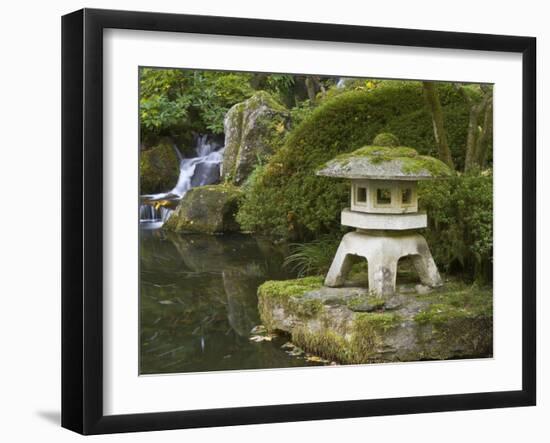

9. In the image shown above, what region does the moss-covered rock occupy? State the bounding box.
[140,142,180,194]
[222,91,289,185]
[258,278,492,364]
[237,82,473,239]
[163,184,243,234]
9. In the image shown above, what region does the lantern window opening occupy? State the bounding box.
[376,188,392,205]
[402,188,413,205]
[356,186,367,204]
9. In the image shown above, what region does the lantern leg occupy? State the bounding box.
[324,236,356,287]
[410,250,443,288]
[367,257,399,298]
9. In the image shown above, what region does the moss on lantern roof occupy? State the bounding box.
[372,132,401,147]
[316,143,452,180]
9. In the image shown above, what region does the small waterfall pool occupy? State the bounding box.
[140,135,225,228]
[138,136,326,373]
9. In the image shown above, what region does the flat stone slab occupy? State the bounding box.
[258,277,493,365]
[341,208,427,230]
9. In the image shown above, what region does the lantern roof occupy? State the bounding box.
[316,144,452,181]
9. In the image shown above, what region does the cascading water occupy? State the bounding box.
[140,135,225,228]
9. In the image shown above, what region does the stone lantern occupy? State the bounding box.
[316,134,451,298]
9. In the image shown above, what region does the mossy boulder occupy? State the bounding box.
[258,278,492,364]
[237,82,474,239]
[163,184,243,234]
[140,142,180,194]
[222,91,289,185]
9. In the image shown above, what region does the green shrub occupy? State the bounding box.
[139,68,254,146]
[237,82,474,239]
[418,172,493,282]
[289,99,315,130]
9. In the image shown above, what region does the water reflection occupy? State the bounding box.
[140,229,322,374]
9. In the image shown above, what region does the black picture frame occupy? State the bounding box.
[61,8,537,435]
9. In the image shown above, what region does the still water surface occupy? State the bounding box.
[140,228,321,374]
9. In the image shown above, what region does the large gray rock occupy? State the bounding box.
[258,277,493,364]
[140,142,180,194]
[163,184,242,234]
[222,92,289,185]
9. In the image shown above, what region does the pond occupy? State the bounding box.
[140,228,323,374]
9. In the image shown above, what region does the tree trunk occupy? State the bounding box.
[305,76,324,103]
[463,95,491,173]
[422,82,455,169]
[476,98,493,168]
[463,104,481,172]
[250,73,269,90]
[456,84,493,173]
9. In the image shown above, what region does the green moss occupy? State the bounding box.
[414,284,492,326]
[372,132,401,147]
[257,276,324,331]
[355,311,402,329]
[292,326,350,363]
[324,145,452,177]
[291,311,401,364]
[346,295,385,311]
[413,283,493,359]
[258,276,324,299]
[248,90,288,113]
[401,156,452,176]
[330,145,417,163]
[346,312,401,363]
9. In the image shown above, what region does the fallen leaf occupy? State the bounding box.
[249,335,274,342]
[305,355,330,363]
[250,325,267,334]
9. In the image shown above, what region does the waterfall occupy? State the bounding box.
[140,135,225,227]
[139,205,174,223]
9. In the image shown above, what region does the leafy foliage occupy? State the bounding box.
[289,99,315,129]
[139,68,254,146]
[419,172,493,282]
